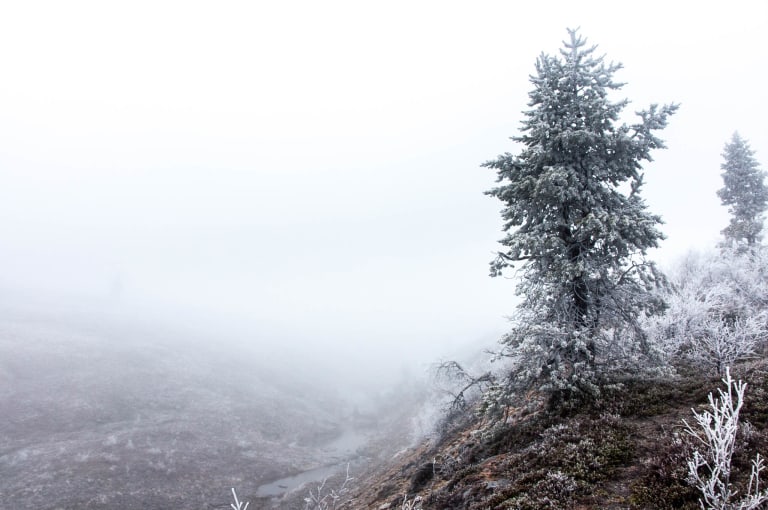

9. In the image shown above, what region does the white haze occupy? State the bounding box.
[0,1,766,388]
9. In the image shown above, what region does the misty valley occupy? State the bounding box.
[0,301,421,509]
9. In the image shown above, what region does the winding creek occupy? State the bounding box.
[255,427,372,498]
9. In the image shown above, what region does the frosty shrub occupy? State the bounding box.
[712,247,768,320]
[644,249,768,374]
[683,368,768,509]
[687,316,766,377]
[483,28,676,399]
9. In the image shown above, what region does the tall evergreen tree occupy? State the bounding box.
[717,133,767,248]
[483,29,677,395]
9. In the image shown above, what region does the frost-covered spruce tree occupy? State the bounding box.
[484,29,677,397]
[717,133,768,248]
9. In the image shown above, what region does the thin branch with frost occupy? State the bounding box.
[230,488,249,510]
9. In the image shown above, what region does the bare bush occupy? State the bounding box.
[432,360,495,413]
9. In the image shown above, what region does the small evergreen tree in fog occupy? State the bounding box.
[483,29,677,396]
[717,133,768,248]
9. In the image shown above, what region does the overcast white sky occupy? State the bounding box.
[0,1,766,375]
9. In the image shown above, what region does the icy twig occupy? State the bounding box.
[230,487,249,510]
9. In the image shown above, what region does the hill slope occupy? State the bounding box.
[340,363,768,509]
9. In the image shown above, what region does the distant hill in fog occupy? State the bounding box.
[0,304,350,509]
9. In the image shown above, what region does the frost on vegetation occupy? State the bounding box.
[643,248,768,375]
[424,354,516,435]
[502,470,577,508]
[408,395,451,444]
[483,28,676,399]
[687,316,766,377]
[400,494,423,510]
[432,359,496,414]
[683,368,768,509]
